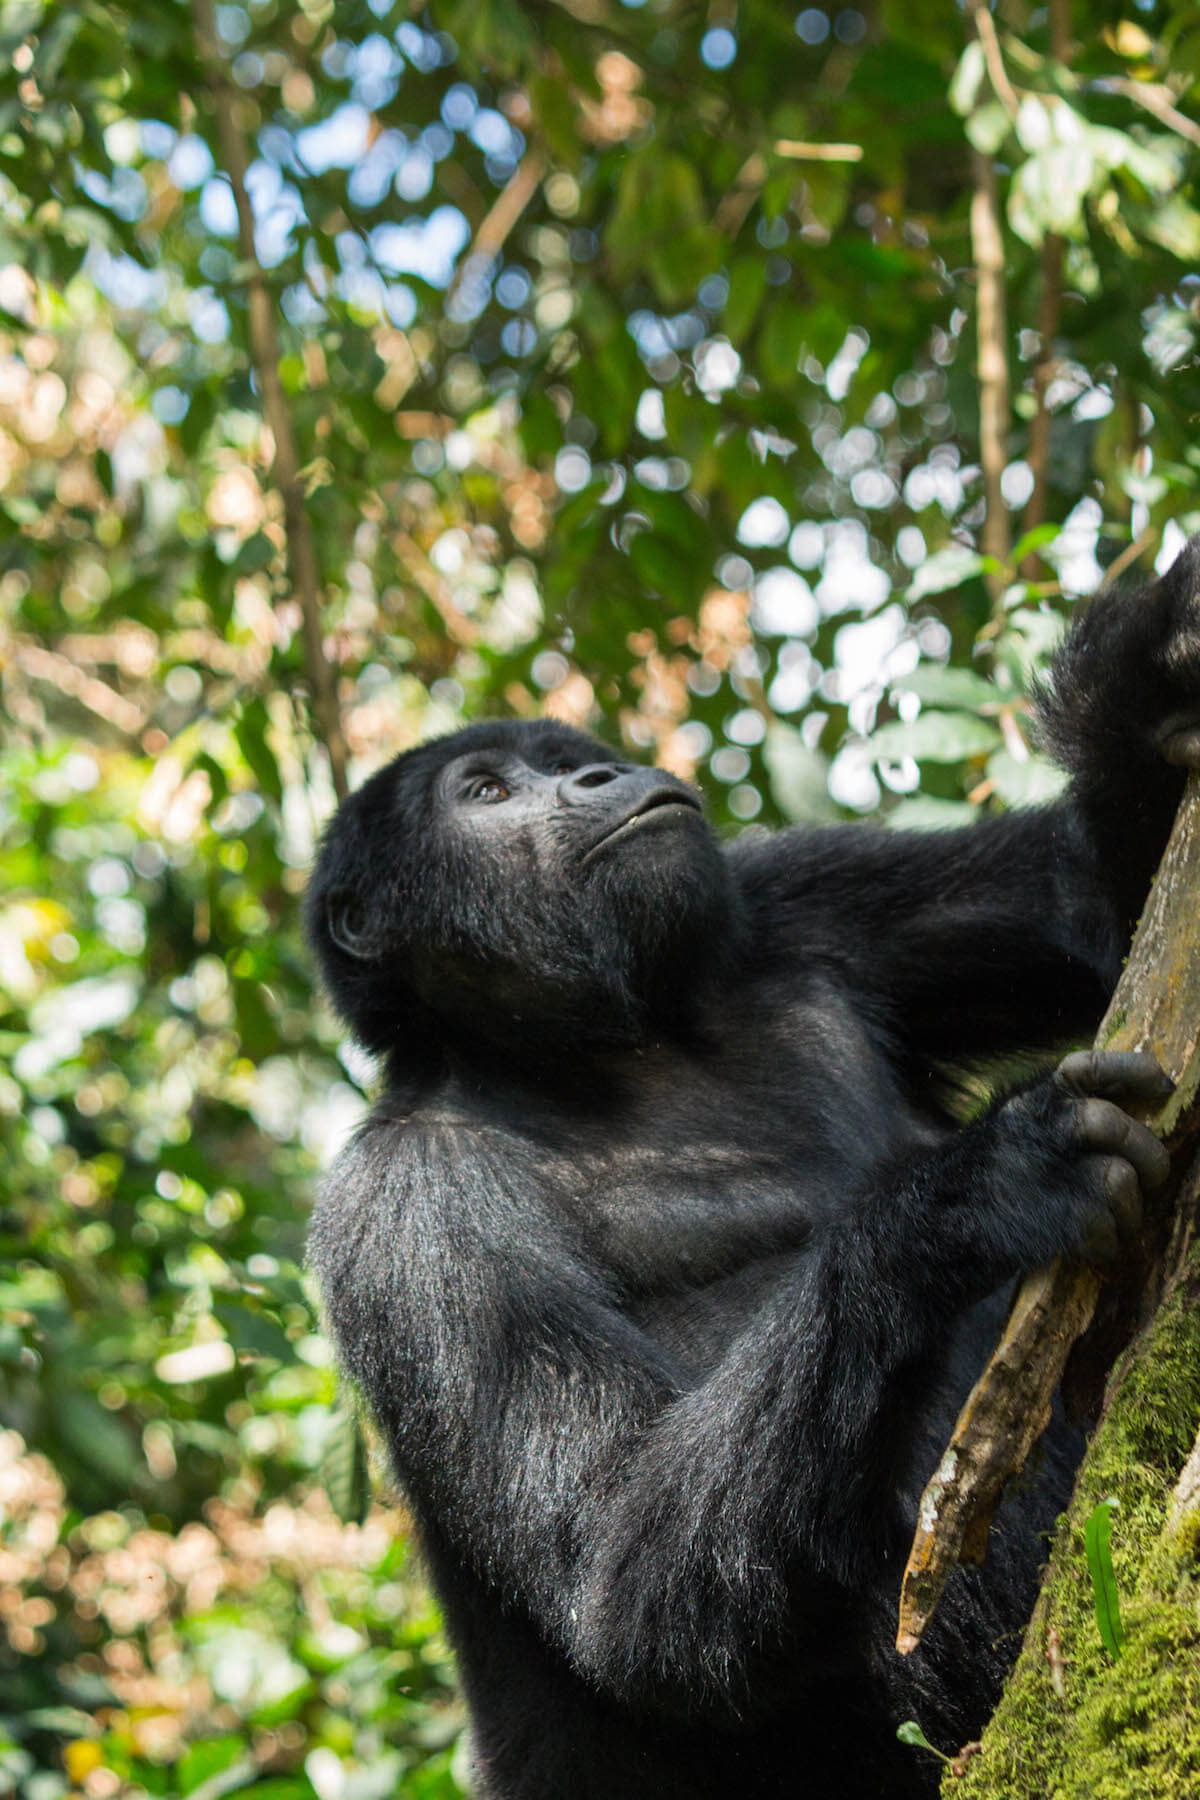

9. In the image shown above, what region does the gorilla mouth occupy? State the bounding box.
[583,788,703,862]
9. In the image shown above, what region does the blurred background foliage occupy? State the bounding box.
[0,0,1198,1794]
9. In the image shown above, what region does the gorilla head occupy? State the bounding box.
[306,718,738,1061]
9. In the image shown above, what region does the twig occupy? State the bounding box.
[970,144,1011,603]
[773,140,863,161]
[391,529,480,646]
[12,643,146,735]
[966,0,1012,607]
[191,0,348,801]
[897,770,1200,1652]
[973,4,1020,118]
[1107,77,1200,151]
[1020,232,1063,574]
[714,152,765,237]
[1099,525,1158,590]
[1019,0,1069,577]
[447,148,545,303]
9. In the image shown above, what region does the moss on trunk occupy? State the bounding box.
[947,1214,1200,1798]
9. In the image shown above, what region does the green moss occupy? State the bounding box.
[1100,1009,1128,1044]
[945,1248,1200,1800]
[1061,1588,1200,1800]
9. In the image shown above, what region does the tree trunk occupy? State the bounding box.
[947,781,1200,1796]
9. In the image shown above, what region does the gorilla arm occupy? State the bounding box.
[309,1075,1167,1716]
[733,541,1200,1072]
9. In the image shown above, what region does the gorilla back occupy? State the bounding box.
[306,544,1200,1799]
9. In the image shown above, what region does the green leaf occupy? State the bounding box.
[1010,144,1095,246]
[893,666,998,709]
[763,722,837,823]
[886,795,977,832]
[519,388,561,461]
[627,531,694,600]
[724,256,768,346]
[234,698,284,804]
[1143,195,1200,260]
[54,1391,142,1488]
[870,712,1001,763]
[21,1709,98,1737]
[965,101,1013,157]
[1014,95,1055,154]
[320,1394,371,1525]
[904,546,992,601]
[986,748,1068,809]
[896,1720,950,1763]
[178,1736,249,1796]
[759,298,808,389]
[948,41,985,116]
[1009,521,1063,566]
[1085,1497,1125,1659]
[608,150,712,301]
[213,1299,292,1363]
[530,71,581,168]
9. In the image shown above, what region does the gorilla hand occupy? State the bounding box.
[996,1050,1172,1267]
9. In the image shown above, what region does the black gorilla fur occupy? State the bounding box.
[307,541,1200,1800]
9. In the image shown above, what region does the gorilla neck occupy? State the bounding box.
[391,936,736,1086]
[391,853,747,1076]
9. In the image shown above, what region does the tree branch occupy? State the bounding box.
[970,141,1011,603]
[1018,0,1069,576]
[1019,231,1063,576]
[1099,524,1158,590]
[12,643,146,736]
[966,0,1013,604]
[897,770,1200,1653]
[773,140,864,161]
[1107,76,1200,151]
[973,4,1020,118]
[446,148,545,305]
[191,0,348,801]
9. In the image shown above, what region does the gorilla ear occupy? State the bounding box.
[326,892,374,961]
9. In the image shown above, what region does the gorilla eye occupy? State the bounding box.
[468,776,509,803]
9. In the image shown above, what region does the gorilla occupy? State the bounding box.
[306,541,1200,1800]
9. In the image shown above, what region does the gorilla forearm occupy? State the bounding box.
[314,1052,1167,1716]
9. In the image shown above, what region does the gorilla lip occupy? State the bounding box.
[582,788,703,862]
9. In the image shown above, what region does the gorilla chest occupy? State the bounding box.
[563,993,925,1299]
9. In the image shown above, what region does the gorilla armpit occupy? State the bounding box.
[306,542,1200,1800]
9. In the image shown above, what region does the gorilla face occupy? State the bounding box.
[306,720,738,1058]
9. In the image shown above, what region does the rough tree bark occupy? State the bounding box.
[941,776,1200,1796]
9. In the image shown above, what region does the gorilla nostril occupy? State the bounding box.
[574,766,619,788]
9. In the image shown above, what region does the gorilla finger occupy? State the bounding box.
[1156,709,1200,768]
[1078,1208,1120,1267]
[1057,1049,1174,1106]
[1103,1158,1143,1241]
[1076,1098,1171,1189]
[1162,726,1200,769]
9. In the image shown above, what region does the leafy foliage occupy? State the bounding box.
[0,0,1197,1794]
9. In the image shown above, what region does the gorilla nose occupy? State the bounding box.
[559,762,638,798]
